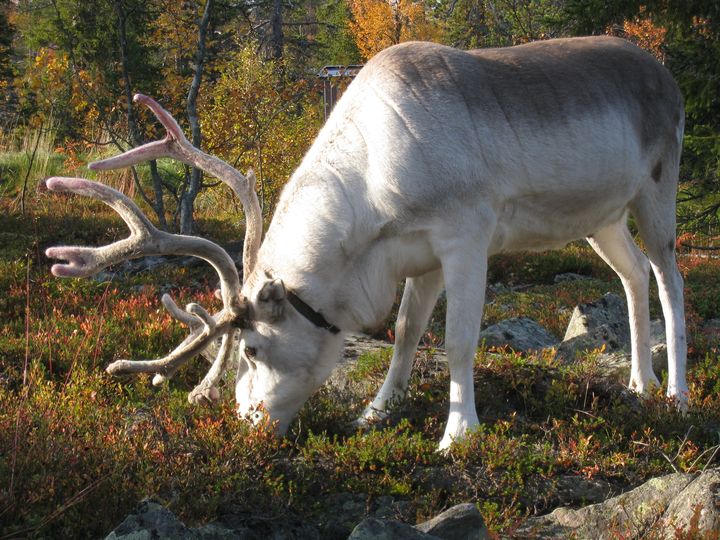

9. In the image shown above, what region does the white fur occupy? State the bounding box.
[236,37,687,450]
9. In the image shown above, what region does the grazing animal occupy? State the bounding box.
[46,36,686,450]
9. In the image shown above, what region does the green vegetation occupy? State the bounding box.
[2,189,720,538]
[1,1,719,537]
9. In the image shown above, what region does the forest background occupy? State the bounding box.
[0,0,718,234]
[1,1,720,538]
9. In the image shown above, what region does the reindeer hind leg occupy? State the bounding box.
[631,159,688,407]
[586,219,657,393]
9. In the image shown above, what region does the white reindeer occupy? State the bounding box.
[45,36,687,450]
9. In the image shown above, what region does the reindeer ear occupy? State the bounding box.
[257,279,286,320]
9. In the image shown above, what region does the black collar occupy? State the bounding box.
[286,289,341,334]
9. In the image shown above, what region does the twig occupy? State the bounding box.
[680,243,720,251]
[20,120,44,215]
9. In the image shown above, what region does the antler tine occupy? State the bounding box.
[45,176,248,380]
[106,309,237,377]
[152,294,225,387]
[161,293,200,327]
[187,329,239,405]
[44,177,242,311]
[89,93,262,281]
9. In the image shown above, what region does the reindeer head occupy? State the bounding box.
[45,95,342,434]
[233,276,344,433]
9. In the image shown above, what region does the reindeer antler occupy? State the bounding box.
[90,94,262,279]
[44,178,247,386]
[45,94,263,404]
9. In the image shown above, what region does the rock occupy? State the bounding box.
[516,471,693,539]
[553,272,591,283]
[105,500,317,540]
[478,317,557,352]
[348,517,438,539]
[531,474,616,508]
[556,293,668,375]
[315,492,412,538]
[105,500,194,540]
[342,333,394,362]
[557,293,630,361]
[660,468,720,537]
[195,522,252,539]
[325,333,394,395]
[415,503,490,539]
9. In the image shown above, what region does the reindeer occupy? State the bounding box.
[45,36,687,450]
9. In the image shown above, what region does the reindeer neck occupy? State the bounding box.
[255,162,397,332]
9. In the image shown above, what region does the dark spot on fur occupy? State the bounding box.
[652,161,663,182]
[668,239,676,252]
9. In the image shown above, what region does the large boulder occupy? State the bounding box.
[516,469,720,539]
[105,500,196,540]
[415,503,490,539]
[659,468,720,538]
[516,472,692,539]
[556,293,668,379]
[557,293,631,360]
[348,503,490,540]
[478,317,557,352]
[348,518,438,539]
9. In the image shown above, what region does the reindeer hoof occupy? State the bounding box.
[352,405,390,429]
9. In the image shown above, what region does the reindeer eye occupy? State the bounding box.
[244,346,257,359]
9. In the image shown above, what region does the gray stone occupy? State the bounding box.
[516,472,693,539]
[562,293,629,342]
[556,294,668,373]
[478,317,557,352]
[557,293,629,362]
[105,500,194,540]
[535,474,616,507]
[195,522,252,539]
[105,500,319,540]
[660,469,720,538]
[415,503,490,539]
[348,517,439,539]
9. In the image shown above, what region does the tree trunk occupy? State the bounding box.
[114,0,167,229]
[270,0,284,59]
[179,0,214,235]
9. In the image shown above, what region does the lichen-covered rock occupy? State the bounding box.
[660,469,720,538]
[556,293,667,379]
[415,503,490,539]
[516,472,692,539]
[556,293,630,361]
[478,317,557,352]
[104,500,195,540]
[348,517,438,539]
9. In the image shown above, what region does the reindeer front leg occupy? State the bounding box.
[360,269,444,424]
[434,235,490,451]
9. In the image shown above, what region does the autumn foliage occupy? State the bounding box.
[348,0,444,60]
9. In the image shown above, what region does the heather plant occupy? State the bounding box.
[2,189,720,537]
